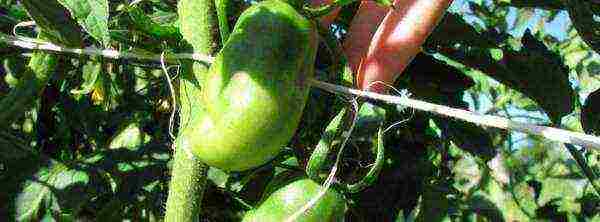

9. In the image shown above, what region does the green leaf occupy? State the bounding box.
[452,154,482,194]
[427,13,504,52]
[500,0,565,10]
[20,0,83,46]
[70,60,101,95]
[415,182,450,222]
[478,180,533,221]
[537,177,584,213]
[440,119,496,160]
[15,161,89,221]
[57,0,110,45]
[565,0,600,54]
[108,121,150,151]
[499,31,574,123]
[374,0,393,8]
[128,6,181,40]
[465,195,504,221]
[440,31,574,123]
[207,167,230,189]
[403,53,475,103]
[581,88,600,136]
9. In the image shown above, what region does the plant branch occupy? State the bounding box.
[308,79,600,151]
[6,37,600,152]
[0,34,214,64]
[564,143,600,196]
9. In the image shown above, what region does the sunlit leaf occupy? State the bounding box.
[57,0,110,45]
[108,121,150,151]
[15,161,89,221]
[70,60,101,95]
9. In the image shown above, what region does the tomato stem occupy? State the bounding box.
[164,0,219,221]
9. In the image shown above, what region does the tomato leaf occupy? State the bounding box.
[436,30,574,123]
[70,59,101,95]
[108,121,150,151]
[20,0,83,46]
[439,118,496,160]
[14,161,89,221]
[581,89,600,136]
[128,6,181,40]
[399,54,495,159]
[57,0,110,46]
[499,31,574,123]
[426,13,508,52]
[373,0,393,8]
[565,0,600,54]
[500,0,565,10]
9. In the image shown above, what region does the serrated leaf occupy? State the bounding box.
[373,0,393,8]
[0,132,32,160]
[401,54,495,159]
[57,0,110,45]
[404,53,475,101]
[452,154,482,193]
[465,195,504,221]
[478,179,532,221]
[565,0,600,54]
[499,31,574,122]
[440,31,574,123]
[15,161,89,221]
[582,89,600,136]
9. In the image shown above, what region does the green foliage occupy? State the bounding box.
[0,51,58,125]
[0,0,599,221]
[19,0,83,46]
[565,0,600,54]
[56,0,110,46]
[128,5,181,41]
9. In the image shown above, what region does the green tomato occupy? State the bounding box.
[178,0,318,171]
[243,175,346,222]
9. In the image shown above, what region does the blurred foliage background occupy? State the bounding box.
[0,0,598,221]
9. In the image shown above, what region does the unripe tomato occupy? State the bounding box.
[243,175,346,222]
[178,0,318,171]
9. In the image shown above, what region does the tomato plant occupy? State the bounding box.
[1,0,598,221]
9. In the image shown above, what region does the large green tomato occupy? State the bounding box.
[178,0,318,171]
[243,175,346,222]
